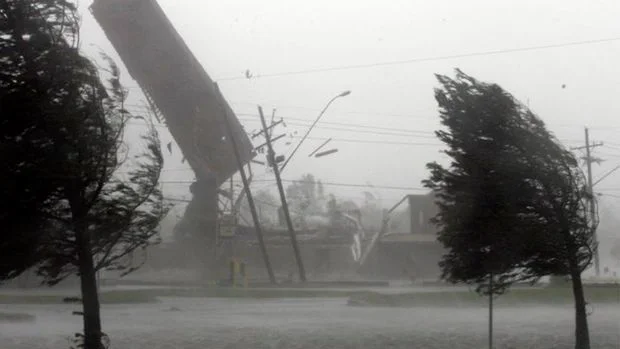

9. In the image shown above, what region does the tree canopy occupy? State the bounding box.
[425,70,594,291]
[424,70,596,348]
[0,0,82,280]
[1,0,166,284]
[1,1,167,347]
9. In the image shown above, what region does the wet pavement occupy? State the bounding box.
[2,296,620,348]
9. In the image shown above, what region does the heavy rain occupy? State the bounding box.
[2,1,620,349]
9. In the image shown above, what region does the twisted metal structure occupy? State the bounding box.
[91,0,253,185]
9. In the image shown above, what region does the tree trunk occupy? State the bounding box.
[488,272,494,349]
[570,265,590,349]
[76,230,104,349]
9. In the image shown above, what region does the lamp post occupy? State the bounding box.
[279,90,351,172]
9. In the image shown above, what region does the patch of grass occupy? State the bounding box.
[0,291,159,305]
[136,287,362,299]
[0,294,62,305]
[347,284,620,307]
[99,291,160,304]
[0,287,360,305]
[5,283,617,306]
[0,312,36,322]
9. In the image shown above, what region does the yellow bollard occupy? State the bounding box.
[240,262,247,289]
[229,259,247,288]
[229,259,237,288]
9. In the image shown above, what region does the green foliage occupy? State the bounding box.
[424,70,595,295]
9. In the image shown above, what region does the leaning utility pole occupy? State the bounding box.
[583,127,603,276]
[215,84,276,284]
[258,106,307,282]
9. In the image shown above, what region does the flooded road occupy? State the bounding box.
[2,297,620,348]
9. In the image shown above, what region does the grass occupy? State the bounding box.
[0,286,362,305]
[3,283,619,306]
[0,291,158,305]
[347,284,620,307]
[0,312,36,322]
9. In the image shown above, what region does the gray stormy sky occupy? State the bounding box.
[78,0,620,212]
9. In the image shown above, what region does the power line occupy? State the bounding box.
[238,114,436,135]
[603,144,620,151]
[240,118,437,139]
[130,115,583,148]
[594,165,620,187]
[269,179,426,191]
[139,119,442,145]
[164,195,312,215]
[147,117,597,149]
[233,102,432,120]
[216,36,620,81]
[127,114,620,144]
[129,115,599,147]
[161,167,194,172]
[130,99,432,121]
[235,102,620,129]
[280,122,603,145]
[131,122,582,151]
[160,178,425,191]
[597,152,620,159]
[293,136,441,146]
[285,117,435,135]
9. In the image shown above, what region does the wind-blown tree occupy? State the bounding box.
[1,1,167,348]
[424,70,596,349]
[0,0,81,282]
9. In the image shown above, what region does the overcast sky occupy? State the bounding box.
[78,0,620,213]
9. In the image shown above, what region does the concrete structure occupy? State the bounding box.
[232,193,444,281]
[408,192,439,236]
[358,193,443,280]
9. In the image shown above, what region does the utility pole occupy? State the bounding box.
[215,84,276,284]
[258,106,307,282]
[583,127,603,276]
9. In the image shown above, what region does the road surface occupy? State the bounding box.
[2,297,620,348]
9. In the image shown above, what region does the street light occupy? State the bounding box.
[279,90,351,172]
